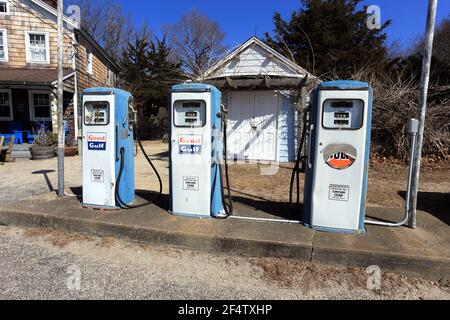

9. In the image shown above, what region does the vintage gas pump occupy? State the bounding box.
[82,88,135,209]
[302,81,373,234]
[169,83,232,219]
[82,87,162,210]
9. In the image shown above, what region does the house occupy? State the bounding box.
[203,37,315,163]
[0,0,120,143]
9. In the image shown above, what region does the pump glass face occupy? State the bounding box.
[173,100,207,128]
[84,101,110,126]
[322,99,364,130]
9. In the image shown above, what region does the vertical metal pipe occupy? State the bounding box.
[409,0,438,228]
[57,0,65,197]
[405,124,418,224]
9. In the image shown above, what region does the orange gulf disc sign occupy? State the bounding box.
[323,145,358,170]
[326,153,356,170]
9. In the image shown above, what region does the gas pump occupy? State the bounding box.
[302,81,373,234]
[169,83,233,219]
[82,87,162,209]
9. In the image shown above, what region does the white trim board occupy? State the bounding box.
[0,28,8,62]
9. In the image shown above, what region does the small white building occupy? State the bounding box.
[203,37,315,163]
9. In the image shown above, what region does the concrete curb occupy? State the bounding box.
[0,209,313,261]
[0,208,449,281]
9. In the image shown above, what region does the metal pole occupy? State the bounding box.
[409,0,438,228]
[57,0,65,197]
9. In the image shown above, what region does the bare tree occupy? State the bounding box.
[67,0,133,62]
[164,9,227,79]
[410,15,450,64]
[433,17,450,65]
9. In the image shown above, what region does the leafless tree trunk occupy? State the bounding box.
[164,9,227,79]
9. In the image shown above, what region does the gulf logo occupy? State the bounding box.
[88,133,107,151]
[326,152,356,170]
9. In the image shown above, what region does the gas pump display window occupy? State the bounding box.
[173,100,206,128]
[84,101,110,126]
[322,99,364,130]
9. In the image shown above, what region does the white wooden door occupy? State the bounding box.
[228,91,278,161]
[254,92,278,161]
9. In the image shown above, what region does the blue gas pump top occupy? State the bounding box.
[171,83,217,93]
[319,80,370,91]
[84,87,132,96]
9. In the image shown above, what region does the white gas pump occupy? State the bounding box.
[302,81,373,234]
[82,87,162,210]
[169,83,232,219]
[82,88,135,209]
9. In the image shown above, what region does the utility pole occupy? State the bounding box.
[57,0,65,197]
[409,0,438,228]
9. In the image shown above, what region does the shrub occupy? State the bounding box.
[341,69,450,159]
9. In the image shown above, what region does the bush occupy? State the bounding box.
[341,69,450,159]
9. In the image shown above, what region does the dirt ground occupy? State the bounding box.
[227,158,450,213]
[0,142,448,215]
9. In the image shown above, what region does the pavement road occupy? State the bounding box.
[0,225,448,300]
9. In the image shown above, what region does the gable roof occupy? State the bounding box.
[202,36,315,81]
[29,0,120,71]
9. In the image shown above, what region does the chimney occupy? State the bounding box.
[42,0,57,9]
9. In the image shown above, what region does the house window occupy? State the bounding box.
[29,91,51,121]
[0,29,8,61]
[0,89,13,121]
[0,1,9,15]
[86,49,93,75]
[25,32,50,64]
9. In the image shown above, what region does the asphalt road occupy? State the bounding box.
[0,225,448,300]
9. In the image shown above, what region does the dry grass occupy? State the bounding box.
[24,228,95,248]
[252,257,449,298]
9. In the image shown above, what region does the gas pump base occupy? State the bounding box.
[303,223,366,235]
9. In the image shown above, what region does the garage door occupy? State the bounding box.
[228,91,278,161]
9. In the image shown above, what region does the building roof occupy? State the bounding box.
[202,36,316,81]
[0,68,75,85]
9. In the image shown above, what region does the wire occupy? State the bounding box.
[216,106,234,219]
[289,110,308,216]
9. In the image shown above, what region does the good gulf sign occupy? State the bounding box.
[87,133,107,151]
[178,135,202,155]
[323,145,357,170]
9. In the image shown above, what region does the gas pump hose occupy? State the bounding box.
[216,106,234,219]
[115,128,163,209]
[289,114,308,215]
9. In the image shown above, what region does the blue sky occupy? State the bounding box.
[119,0,450,49]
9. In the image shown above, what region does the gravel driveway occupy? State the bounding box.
[0,225,448,300]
